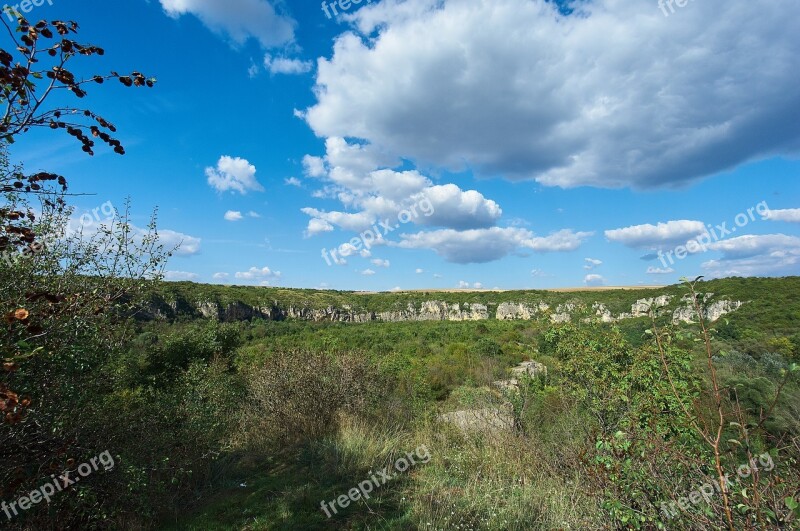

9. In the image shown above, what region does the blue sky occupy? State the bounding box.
[9,0,800,290]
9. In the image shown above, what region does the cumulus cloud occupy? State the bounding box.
[224,210,243,221]
[396,227,589,263]
[234,266,282,282]
[81,222,201,257]
[284,176,302,187]
[206,156,264,194]
[584,258,603,270]
[413,184,501,230]
[212,272,230,280]
[304,0,800,189]
[584,274,605,286]
[164,271,199,281]
[360,268,376,276]
[301,207,375,233]
[702,234,800,277]
[415,268,424,274]
[304,217,335,237]
[264,54,313,75]
[299,137,506,241]
[159,0,294,48]
[764,208,800,223]
[647,266,675,274]
[522,229,594,252]
[156,228,202,256]
[605,220,707,250]
[302,155,327,178]
[371,258,390,268]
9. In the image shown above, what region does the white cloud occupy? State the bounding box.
[299,137,505,235]
[304,217,334,237]
[389,286,402,292]
[224,210,243,221]
[415,268,424,274]
[264,54,313,75]
[284,176,302,187]
[457,280,469,288]
[397,227,528,263]
[584,258,602,270]
[584,274,605,287]
[337,243,359,257]
[371,258,390,268]
[304,0,800,189]
[234,266,282,282]
[206,156,264,194]
[706,234,800,259]
[413,184,501,230]
[522,229,594,252]
[164,270,199,281]
[361,268,376,276]
[75,221,202,257]
[302,155,326,178]
[647,266,675,274]
[156,228,202,256]
[247,211,261,218]
[397,226,589,263]
[212,272,230,280]
[764,208,800,223]
[702,234,800,277]
[159,0,294,48]
[605,220,707,250]
[301,207,376,234]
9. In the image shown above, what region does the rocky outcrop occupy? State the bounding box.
[439,404,515,433]
[143,292,743,325]
[496,302,550,320]
[672,297,744,324]
[493,360,549,392]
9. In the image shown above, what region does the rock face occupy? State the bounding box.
[493,360,549,392]
[143,292,743,325]
[511,360,547,378]
[439,404,515,433]
[672,297,744,324]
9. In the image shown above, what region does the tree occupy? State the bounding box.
[0,13,166,522]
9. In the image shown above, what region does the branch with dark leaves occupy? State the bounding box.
[0,14,156,154]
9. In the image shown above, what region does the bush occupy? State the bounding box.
[239,350,386,448]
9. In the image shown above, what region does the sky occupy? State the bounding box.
[8,0,800,291]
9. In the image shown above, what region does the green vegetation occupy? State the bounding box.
[1,12,798,531]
